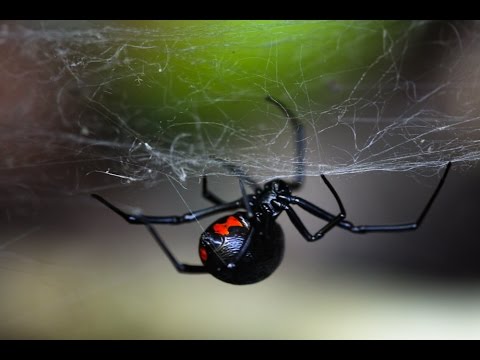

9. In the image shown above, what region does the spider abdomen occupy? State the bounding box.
[199,212,284,285]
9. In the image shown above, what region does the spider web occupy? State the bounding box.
[1,20,479,198]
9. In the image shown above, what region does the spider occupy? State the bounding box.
[92,96,452,285]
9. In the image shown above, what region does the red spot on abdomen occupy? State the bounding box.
[199,247,208,262]
[213,216,243,236]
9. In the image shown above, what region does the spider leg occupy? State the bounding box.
[342,162,452,233]
[205,95,306,206]
[202,175,226,205]
[139,217,207,273]
[91,194,243,225]
[206,157,259,218]
[283,174,346,241]
[287,162,452,235]
[266,95,306,190]
[92,194,245,274]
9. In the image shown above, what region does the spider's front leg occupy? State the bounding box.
[91,194,242,224]
[91,194,243,274]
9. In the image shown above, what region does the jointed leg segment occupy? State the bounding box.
[92,194,242,225]
[91,194,243,274]
[285,162,451,240]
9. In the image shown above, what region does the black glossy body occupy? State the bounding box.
[200,212,284,285]
[92,96,452,286]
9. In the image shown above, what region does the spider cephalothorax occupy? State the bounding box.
[252,180,292,218]
[92,96,452,285]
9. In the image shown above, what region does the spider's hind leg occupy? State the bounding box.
[140,218,207,274]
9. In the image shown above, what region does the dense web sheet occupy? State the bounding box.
[1,20,479,193]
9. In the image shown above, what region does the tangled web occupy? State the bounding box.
[1,20,480,196]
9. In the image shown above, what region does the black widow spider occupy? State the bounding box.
[92,96,452,285]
